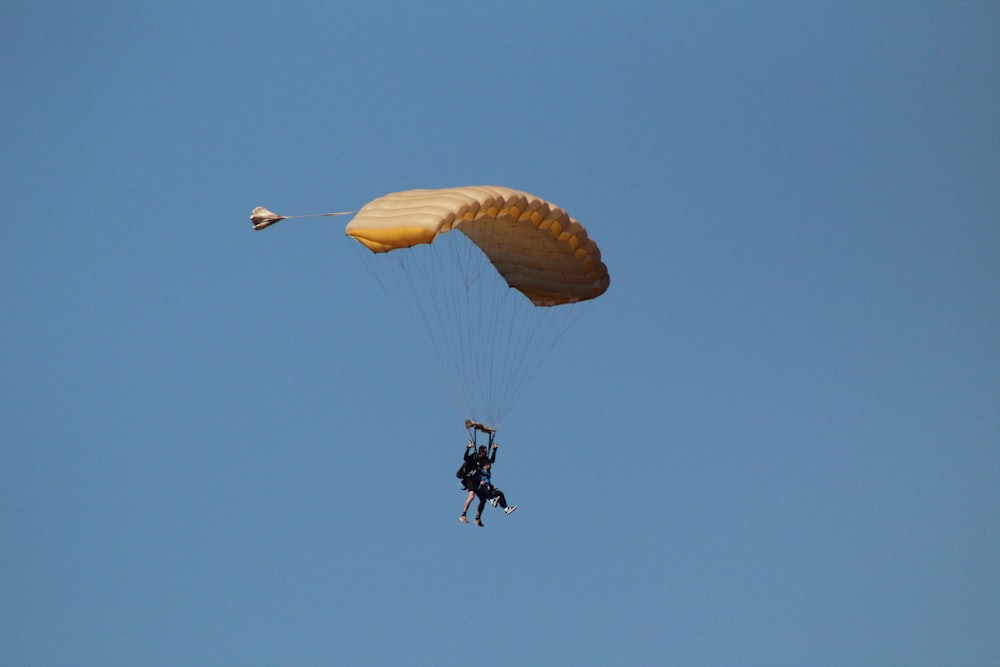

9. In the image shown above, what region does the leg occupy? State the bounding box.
[459,483,476,523]
[495,488,516,515]
[473,491,488,526]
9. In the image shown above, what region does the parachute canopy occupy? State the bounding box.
[345,186,610,306]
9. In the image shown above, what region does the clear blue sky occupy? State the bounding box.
[3,2,998,665]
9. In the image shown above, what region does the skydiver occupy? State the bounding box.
[459,420,497,524]
[459,440,495,523]
[472,461,516,527]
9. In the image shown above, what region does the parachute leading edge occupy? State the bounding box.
[345,186,610,306]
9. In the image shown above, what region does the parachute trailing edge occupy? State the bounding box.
[345,186,610,306]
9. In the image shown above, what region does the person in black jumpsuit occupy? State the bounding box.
[459,442,494,523]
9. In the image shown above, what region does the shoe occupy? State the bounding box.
[459,514,468,523]
[474,517,484,527]
[490,497,499,507]
[504,506,517,515]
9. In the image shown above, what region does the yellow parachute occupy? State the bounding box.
[345,186,609,306]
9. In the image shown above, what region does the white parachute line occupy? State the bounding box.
[402,243,468,419]
[439,237,558,427]
[440,236,476,418]
[405,235,480,421]
[459,233,514,424]
[490,290,534,425]
[463,242,486,420]
[282,211,353,219]
[417,252,462,414]
[491,301,523,424]
[468,240,495,421]
[474,243,521,426]
[349,241,469,421]
[464,236,498,422]
[497,300,589,425]
[483,273,523,424]
[446,249,536,427]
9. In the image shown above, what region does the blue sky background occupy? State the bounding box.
[3,2,998,665]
